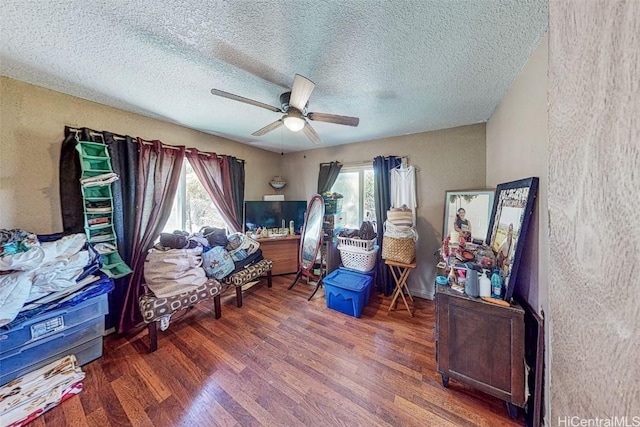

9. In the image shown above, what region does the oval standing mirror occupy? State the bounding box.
[288,194,325,299]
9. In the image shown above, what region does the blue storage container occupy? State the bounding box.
[0,293,108,386]
[338,266,376,303]
[323,269,372,318]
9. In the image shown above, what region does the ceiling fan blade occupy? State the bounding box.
[289,74,315,111]
[307,112,360,127]
[211,88,281,112]
[302,122,321,145]
[252,119,283,136]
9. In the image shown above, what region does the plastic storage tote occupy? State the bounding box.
[0,293,108,386]
[323,268,372,318]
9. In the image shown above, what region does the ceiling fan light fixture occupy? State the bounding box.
[283,115,305,132]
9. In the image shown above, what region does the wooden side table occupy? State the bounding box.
[384,259,416,317]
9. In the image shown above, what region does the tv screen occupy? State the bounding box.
[244,201,307,234]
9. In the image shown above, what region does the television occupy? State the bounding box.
[244,200,307,234]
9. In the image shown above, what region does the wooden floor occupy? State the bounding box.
[32,274,525,426]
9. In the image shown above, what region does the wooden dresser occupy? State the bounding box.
[256,235,300,275]
[435,285,525,416]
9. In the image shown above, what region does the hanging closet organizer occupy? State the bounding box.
[75,141,132,278]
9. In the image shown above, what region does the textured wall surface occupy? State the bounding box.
[549,0,640,421]
[281,124,486,299]
[0,77,281,233]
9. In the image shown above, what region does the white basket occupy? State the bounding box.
[337,236,376,252]
[338,245,378,272]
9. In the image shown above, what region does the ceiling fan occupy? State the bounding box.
[210,74,359,145]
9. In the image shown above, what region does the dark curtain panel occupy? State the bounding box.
[60,127,90,234]
[373,155,401,295]
[103,134,138,264]
[103,134,139,330]
[224,156,245,230]
[317,161,342,194]
[119,140,185,333]
[60,127,139,330]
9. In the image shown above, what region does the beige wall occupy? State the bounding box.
[281,124,486,299]
[549,1,640,422]
[486,32,549,424]
[0,77,281,234]
[486,32,549,312]
[0,75,485,300]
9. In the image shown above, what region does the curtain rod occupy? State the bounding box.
[338,156,417,171]
[341,160,372,167]
[319,160,373,167]
[66,127,245,162]
[321,157,409,168]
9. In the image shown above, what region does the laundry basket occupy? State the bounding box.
[337,237,376,252]
[337,245,378,272]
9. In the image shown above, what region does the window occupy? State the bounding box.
[164,162,227,233]
[330,165,376,229]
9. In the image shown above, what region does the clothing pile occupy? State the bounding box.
[337,221,377,241]
[0,230,112,329]
[0,355,85,427]
[144,228,263,298]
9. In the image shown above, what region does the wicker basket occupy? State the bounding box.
[338,245,378,272]
[381,236,415,264]
[337,236,376,252]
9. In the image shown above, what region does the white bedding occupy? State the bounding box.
[0,234,88,327]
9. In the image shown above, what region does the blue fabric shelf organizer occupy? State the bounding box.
[323,268,372,318]
[75,141,132,279]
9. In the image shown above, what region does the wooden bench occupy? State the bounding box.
[138,259,273,352]
[219,259,273,307]
[139,279,222,352]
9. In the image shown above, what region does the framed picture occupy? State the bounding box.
[487,177,539,301]
[443,189,495,243]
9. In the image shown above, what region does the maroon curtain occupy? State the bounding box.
[118,140,185,332]
[186,151,242,232]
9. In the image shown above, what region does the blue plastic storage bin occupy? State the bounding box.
[0,293,108,386]
[323,269,372,318]
[338,266,375,303]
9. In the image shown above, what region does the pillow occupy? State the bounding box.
[201,246,235,279]
[226,233,260,258]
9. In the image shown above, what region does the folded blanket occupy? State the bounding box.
[0,355,85,427]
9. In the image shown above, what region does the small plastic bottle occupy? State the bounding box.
[479,269,492,297]
[448,267,457,284]
[491,269,503,298]
[289,220,295,235]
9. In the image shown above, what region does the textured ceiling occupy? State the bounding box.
[1,1,547,153]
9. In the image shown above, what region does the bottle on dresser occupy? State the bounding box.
[491,269,503,299]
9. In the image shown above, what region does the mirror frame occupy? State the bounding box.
[487,177,539,302]
[299,194,325,276]
[443,189,495,243]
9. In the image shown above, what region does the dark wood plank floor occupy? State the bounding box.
[33,274,525,426]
